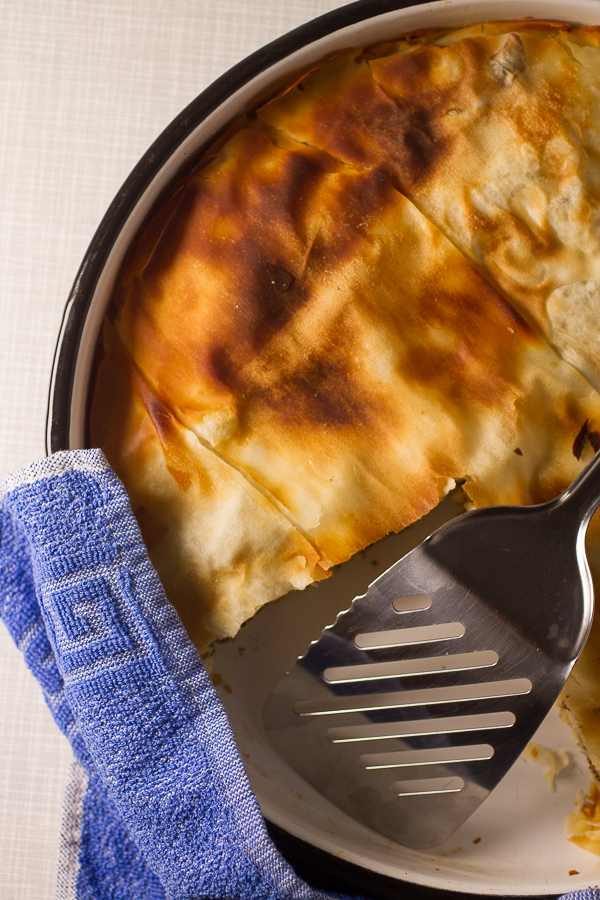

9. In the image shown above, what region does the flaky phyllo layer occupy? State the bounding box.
[92,20,600,844]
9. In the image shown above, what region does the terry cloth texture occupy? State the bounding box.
[0,450,349,900]
[0,449,598,900]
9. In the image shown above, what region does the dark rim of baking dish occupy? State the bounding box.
[46,1,567,896]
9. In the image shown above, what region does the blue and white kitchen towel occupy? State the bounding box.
[0,449,596,900]
[0,449,346,900]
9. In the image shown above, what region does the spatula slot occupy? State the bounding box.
[324,650,499,684]
[392,776,465,796]
[326,710,516,742]
[355,622,465,650]
[294,678,532,715]
[359,743,495,769]
[392,594,433,613]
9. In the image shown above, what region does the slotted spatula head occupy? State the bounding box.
[263,454,600,849]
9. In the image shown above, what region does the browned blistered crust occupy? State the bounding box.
[259,25,600,391]
[91,22,600,818]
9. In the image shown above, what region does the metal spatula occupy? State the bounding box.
[263,453,600,849]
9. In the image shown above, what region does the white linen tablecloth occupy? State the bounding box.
[0,2,345,895]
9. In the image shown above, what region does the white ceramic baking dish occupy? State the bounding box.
[48,1,600,895]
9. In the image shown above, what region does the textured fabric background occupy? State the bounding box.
[0,2,344,895]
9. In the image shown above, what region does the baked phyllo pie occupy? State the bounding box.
[90,19,600,848]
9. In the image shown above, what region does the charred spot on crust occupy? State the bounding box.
[264,355,369,429]
[257,147,325,227]
[265,263,294,292]
[252,264,302,341]
[218,148,325,352]
[589,430,600,454]
[367,59,459,189]
[402,114,440,176]
[387,97,452,189]
[209,345,238,391]
[573,419,589,460]
[514,447,523,456]
[213,345,372,431]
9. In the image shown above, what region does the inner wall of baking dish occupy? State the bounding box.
[66,0,600,895]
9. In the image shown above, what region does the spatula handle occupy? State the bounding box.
[557,450,600,527]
